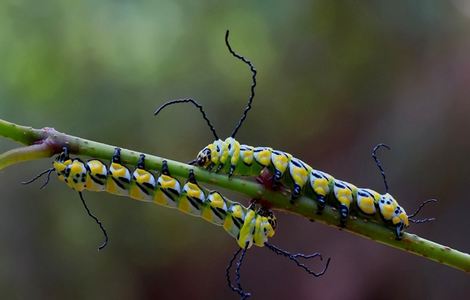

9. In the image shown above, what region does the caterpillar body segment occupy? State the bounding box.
[201,191,228,225]
[154,162,181,207]
[333,180,356,227]
[178,170,206,217]
[355,188,379,215]
[85,160,108,192]
[106,148,132,196]
[129,154,156,202]
[309,169,334,213]
[52,148,276,249]
[194,138,410,238]
[288,157,311,200]
[63,159,88,191]
[223,204,246,240]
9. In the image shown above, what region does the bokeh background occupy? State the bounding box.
[1,1,469,299]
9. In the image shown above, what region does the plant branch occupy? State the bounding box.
[1,118,469,273]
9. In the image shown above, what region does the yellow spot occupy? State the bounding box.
[159,175,176,189]
[241,149,254,165]
[272,156,289,175]
[337,189,352,207]
[209,193,224,209]
[186,183,202,198]
[88,160,104,174]
[229,139,241,166]
[313,179,329,196]
[71,163,83,174]
[392,216,400,225]
[231,205,244,219]
[209,144,219,164]
[220,142,229,164]
[381,205,395,219]
[256,149,272,166]
[135,171,150,184]
[359,197,375,214]
[400,213,409,227]
[292,168,309,185]
[111,163,127,177]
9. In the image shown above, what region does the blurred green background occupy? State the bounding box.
[1,0,469,299]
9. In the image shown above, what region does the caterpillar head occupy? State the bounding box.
[253,214,276,247]
[263,210,277,232]
[53,150,72,182]
[195,146,212,167]
[195,139,223,167]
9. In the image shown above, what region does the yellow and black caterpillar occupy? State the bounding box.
[191,139,415,238]
[155,30,435,241]
[52,147,277,250]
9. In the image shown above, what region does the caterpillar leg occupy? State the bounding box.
[333,180,356,227]
[394,222,405,240]
[392,205,409,240]
[316,195,326,214]
[339,204,349,227]
[272,170,283,188]
[215,163,225,173]
[291,184,302,202]
[228,164,236,177]
[206,162,215,172]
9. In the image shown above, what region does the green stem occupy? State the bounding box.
[1,118,469,273]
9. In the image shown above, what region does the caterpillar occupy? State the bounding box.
[154,30,436,240]
[27,146,277,250]
[24,146,330,299]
